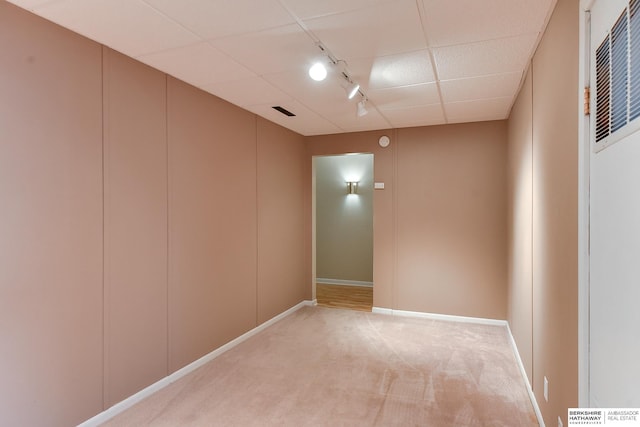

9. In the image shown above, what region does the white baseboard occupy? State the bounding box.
[506,323,545,427]
[316,278,373,287]
[372,307,507,326]
[77,299,315,427]
[371,307,393,315]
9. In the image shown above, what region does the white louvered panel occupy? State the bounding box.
[594,1,640,145]
[596,37,610,142]
[610,10,629,133]
[629,0,640,120]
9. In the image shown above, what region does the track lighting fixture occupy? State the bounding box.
[357,98,368,117]
[345,81,360,99]
[309,62,328,81]
[308,41,369,118]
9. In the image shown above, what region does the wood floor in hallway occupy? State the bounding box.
[316,283,373,312]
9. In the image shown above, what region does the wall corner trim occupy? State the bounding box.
[77,300,315,427]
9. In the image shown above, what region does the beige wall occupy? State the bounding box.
[167,76,259,372]
[256,117,308,324]
[1,0,583,425]
[103,48,168,407]
[507,0,579,424]
[0,3,104,425]
[315,154,374,283]
[396,124,508,319]
[0,3,307,426]
[307,122,508,320]
[507,69,534,383]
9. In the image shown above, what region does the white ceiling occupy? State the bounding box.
[8,0,557,136]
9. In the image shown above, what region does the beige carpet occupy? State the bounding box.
[103,306,538,426]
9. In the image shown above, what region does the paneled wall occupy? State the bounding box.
[103,49,169,407]
[396,123,507,319]
[306,122,508,320]
[0,4,104,425]
[507,69,534,384]
[507,0,580,424]
[0,3,307,426]
[257,118,308,324]
[1,0,583,426]
[167,77,258,372]
[531,0,579,422]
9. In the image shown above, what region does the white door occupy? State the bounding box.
[589,0,640,407]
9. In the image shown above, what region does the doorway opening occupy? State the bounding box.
[312,153,374,311]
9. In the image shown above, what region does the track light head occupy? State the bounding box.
[357,99,368,117]
[346,81,360,99]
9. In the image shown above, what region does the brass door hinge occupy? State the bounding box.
[584,86,591,116]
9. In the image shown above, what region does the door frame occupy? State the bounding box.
[578,0,595,407]
[311,153,375,303]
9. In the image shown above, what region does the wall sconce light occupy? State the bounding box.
[347,181,358,194]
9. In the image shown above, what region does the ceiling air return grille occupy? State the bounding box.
[595,0,640,144]
[272,106,296,117]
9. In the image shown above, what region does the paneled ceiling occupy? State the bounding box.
[8,0,557,136]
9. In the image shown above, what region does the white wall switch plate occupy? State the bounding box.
[374,182,385,189]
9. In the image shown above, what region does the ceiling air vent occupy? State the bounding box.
[272,106,296,117]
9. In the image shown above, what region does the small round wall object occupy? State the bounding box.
[378,135,390,148]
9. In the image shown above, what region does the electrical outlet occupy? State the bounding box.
[558,416,563,427]
[544,376,549,402]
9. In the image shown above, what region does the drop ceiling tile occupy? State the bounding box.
[201,77,293,108]
[439,72,522,104]
[211,24,317,75]
[369,83,440,110]
[321,100,392,131]
[143,0,295,40]
[264,69,357,116]
[421,0,554,47]
[380,104,445,128]
[137,42,254,87]
[8,0,553,135]
[366,50,435,90]
[304,0,426,59]
[246,101,342,136]
[331,111,392,134]
[341,57,375,90]
[281,0,396,20]
[433,34,538,80]
[33,0,200,57]
[6,0,62,9]
[444,97,512,123]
